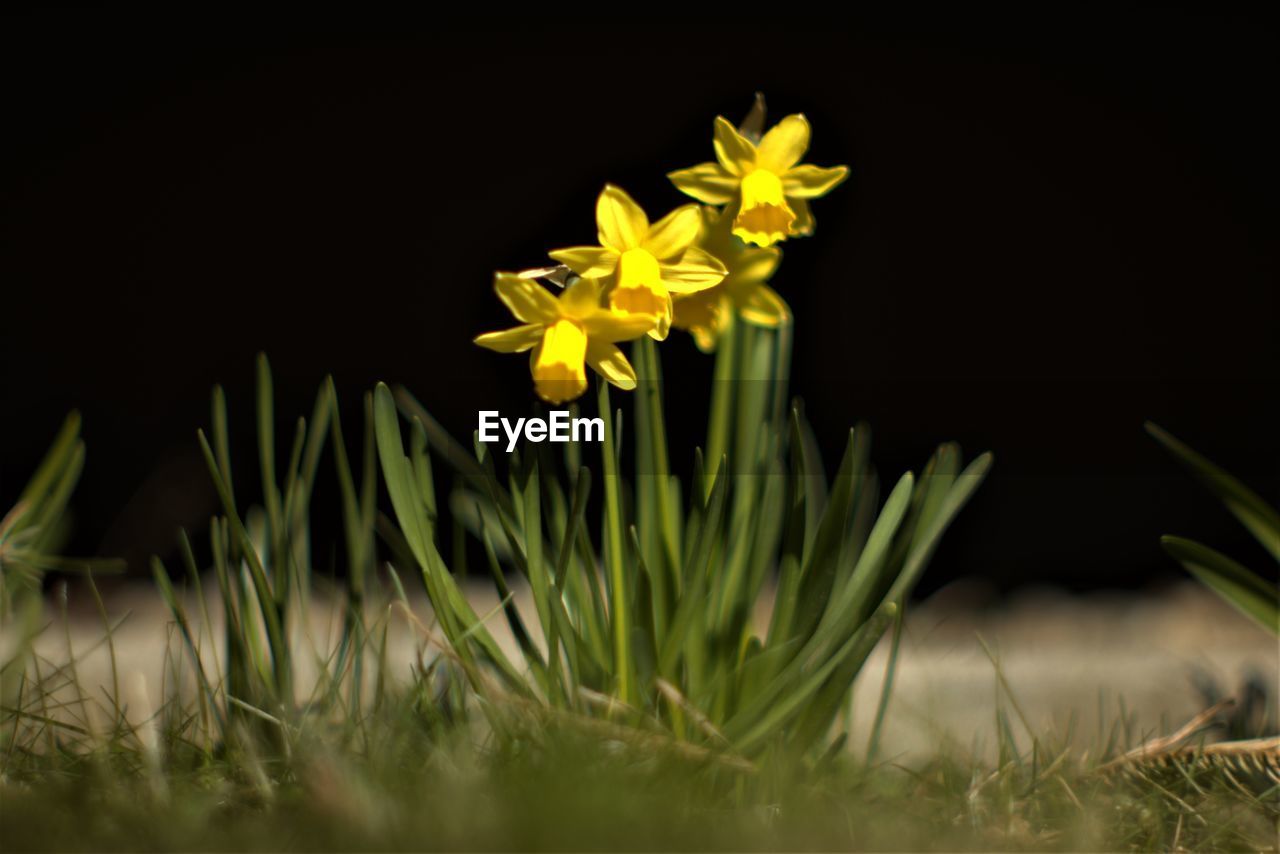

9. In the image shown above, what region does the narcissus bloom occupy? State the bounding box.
[549,185,727,341]
[673,207,787,351]
[668,114,848,247]
[474,273,655,403]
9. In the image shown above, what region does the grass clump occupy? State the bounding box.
[2,708,1276,851]
[3,351,1272,853]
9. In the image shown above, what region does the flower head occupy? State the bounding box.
[549,185,727,341]
[672,207,787,351]
[668,114,848,247]
[474,273,655,403]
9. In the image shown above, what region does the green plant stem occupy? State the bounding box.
[865,603,905,764]
[639,338,676,638]
[703,313,738,500]
[770,316,793,432]
[597,381,633,705]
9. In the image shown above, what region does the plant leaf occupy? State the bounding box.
[1146,422,1280,563]
[1161,535,1279,635]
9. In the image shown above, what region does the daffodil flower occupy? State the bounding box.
[474,273,656,404]
[673,207,787,351]
[668,114,848,247]
[549,185,727,341]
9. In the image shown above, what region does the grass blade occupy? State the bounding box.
[1146,421,1280,562]
[1161,535,1278,634]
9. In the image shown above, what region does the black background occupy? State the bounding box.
[2,10,1276,595]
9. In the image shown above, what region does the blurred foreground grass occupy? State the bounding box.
[2,580,1276,852]
[2,712,1276,852]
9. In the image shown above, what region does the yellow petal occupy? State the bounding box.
[672,290,717,330]
[672,290,730,353]
[668,162,738,205]
[596,185,648,253]
[558,276,608,319]
[692,202,739,258]
[642,204,701,260]
[738,284,790,328]
[580,309,658,343]
[616,248,660,292]
[609,265,674,342]
[495,272,559,323]
[712,116,756,177]
[648,300,673,341]
[789,196,815,236]
[585,340,637,391]
[755,114,811,173]
[732,246,782,286]
[782,164,849,199]
[532,319,588,404]
[474,324,543,353]
[660,246,728,293]
[548,246,618,278]
[733,170,796,247]
[610,279,669,318]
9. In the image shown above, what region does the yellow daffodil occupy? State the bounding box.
[673,207,787,351]
[549,185,727,341]
[474,273,655,403]
[668,114,848,247]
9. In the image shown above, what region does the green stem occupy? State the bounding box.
[770,316,793,432]
[597,381,633,704]
[703,313,738,500]
[866,603,905,764]
[640,338,677,636]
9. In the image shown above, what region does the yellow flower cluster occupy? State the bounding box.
[476,106,848,402]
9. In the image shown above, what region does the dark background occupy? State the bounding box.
[2,10,1276,595]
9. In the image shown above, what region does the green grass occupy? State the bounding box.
[376,321,990,760]
[1146,421,1280,635]
[2,354,1274,852]
[2,702,1276,851]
